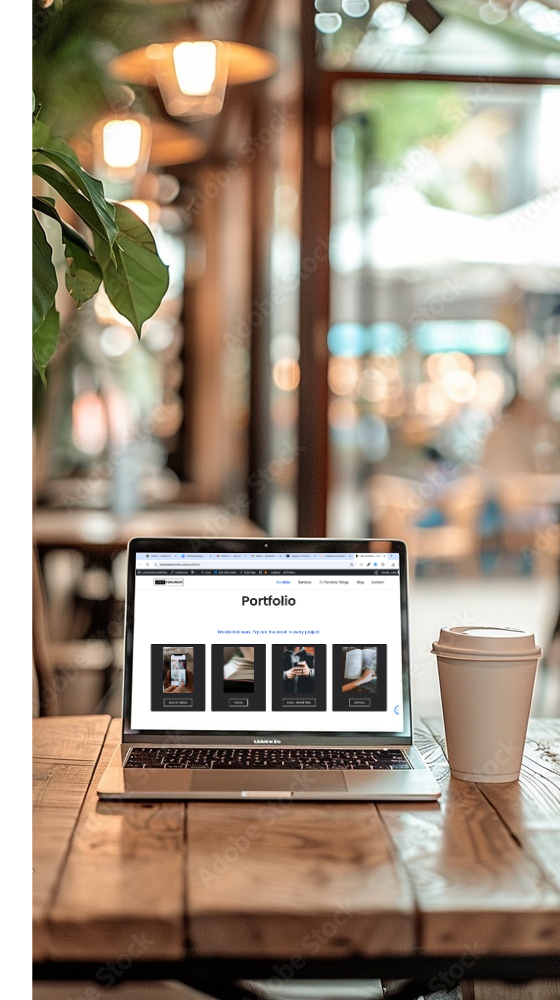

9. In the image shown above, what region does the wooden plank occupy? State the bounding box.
[47,719,187,961]
[452,718,560,898]
[33,715,111,960]
[426,717,560,824]
[378,721,560,956]
[186,802,415,958]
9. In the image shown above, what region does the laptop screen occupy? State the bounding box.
[124,539,412,744]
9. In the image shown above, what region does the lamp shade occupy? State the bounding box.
[73,118,206,173]
[146,119,207,166]
[108,40,278,90]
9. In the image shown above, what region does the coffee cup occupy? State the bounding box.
[431,626,541,782]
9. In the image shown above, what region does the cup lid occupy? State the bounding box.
[431,625,541,659]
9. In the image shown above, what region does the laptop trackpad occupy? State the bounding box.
[191,772,347,793]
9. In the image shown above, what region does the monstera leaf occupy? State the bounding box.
[32,99,169,382]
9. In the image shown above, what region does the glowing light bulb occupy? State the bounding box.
[102,119,143,169]
[92,115,151,184]
[155,41,229,120]
[173,41,218,96]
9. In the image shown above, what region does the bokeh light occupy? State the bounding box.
[442,369,477,403]
[328,358,360,395]
[273,358,301,392]
[72,393,108,455]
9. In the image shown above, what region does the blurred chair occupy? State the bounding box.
[493,472,560,574]
[33,549,60,717]
[367,472,486,578]
[33,547,114,716]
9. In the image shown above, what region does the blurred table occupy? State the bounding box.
[33,504,265,553]
[33,506,265,715]
[33,716,560,994]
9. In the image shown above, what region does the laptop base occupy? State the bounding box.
[97,744,441,800]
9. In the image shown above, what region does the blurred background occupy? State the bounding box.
[32,0,560,720]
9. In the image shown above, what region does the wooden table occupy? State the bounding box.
[33,716,560,996]
[33,504,265,552]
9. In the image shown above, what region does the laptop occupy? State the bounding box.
[97,537,441,801]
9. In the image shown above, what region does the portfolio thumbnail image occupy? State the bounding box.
[223,646,255,693]
[282,646,315,694]
[211,645,266,711]
[342,646,378,695]
[332,644,386,711]
[270,644,326,711]
[162,646,194,694]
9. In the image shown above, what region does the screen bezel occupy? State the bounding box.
[122,537,412,746]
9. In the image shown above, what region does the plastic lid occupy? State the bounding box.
[431,625,541,660]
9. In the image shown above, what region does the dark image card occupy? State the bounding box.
[332,645,387,712]
[211,645,266,711]
[151,644,205,712]
[271,644,327,711]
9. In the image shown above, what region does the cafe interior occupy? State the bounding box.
[32,0,560,724]
[27,0,560,1000]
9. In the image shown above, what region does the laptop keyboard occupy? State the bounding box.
[125,747,411,770]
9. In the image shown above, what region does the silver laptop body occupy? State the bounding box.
[97,537,441,801]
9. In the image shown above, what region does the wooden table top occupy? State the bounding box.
[33,716,560,967]
[33,505,265,551]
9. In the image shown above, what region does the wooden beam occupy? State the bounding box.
[297,0,330,537]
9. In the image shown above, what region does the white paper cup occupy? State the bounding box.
[431,626,541,782]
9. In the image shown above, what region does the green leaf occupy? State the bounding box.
[32,213,58,334]
[93,203,169,336]
[33,196,103,307]
[33,147,118,247]
[34,195,57,210]
[33,163,116,253]
[33,195,92,254]
[64,236,103,306]
[32,119,51,149]
[33,301,60,384]
[34,129,81,165]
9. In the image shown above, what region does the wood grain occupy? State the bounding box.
[33,716,560,968]
[378,721,560,955]
[427,718,560,897]
[47,719,187,961]
[33,715,111,960]
[186,802,415,957]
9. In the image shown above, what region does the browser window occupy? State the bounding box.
[129,551,404,733]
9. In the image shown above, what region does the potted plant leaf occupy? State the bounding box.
[32,94,169,382]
